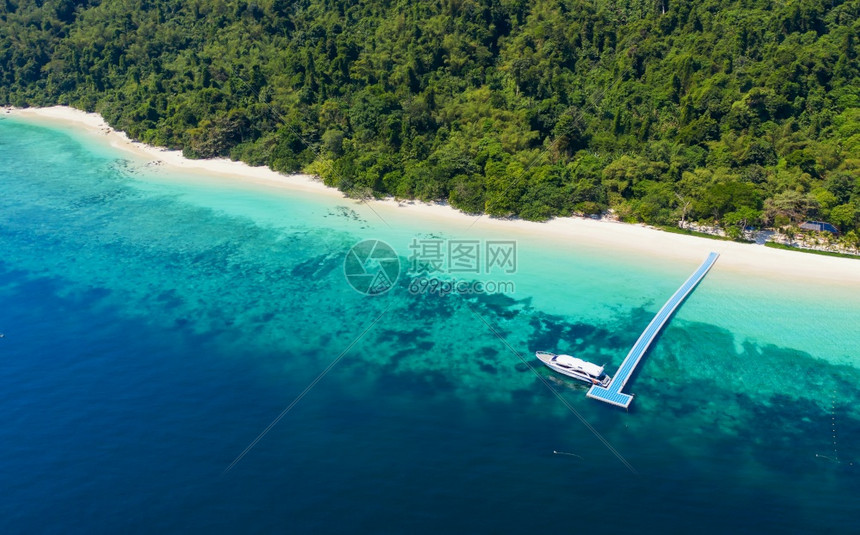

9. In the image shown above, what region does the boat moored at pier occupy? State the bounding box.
[535,351,611,387]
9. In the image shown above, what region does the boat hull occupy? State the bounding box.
[535,351,611,387]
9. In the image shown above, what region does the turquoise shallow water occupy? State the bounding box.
[1,117,859,533]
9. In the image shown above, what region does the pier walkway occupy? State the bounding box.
[587,252,719,409]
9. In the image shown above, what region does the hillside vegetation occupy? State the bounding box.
[1,0,858,241]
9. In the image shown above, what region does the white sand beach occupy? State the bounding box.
[5,105,338,198]
[6,105,860,287]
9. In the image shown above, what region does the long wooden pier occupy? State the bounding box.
[587,252,720,409]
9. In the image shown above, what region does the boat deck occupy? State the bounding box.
[587,252,719,409]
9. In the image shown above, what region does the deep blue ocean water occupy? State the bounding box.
[1,117,859,533]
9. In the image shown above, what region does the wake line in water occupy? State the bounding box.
[553,450,583,459]
[815,454,855,466]
[222,303,393,475]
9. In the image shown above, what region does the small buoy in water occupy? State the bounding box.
[0,333,4,338]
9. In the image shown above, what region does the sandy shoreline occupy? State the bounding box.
[5,105,860,287]
[5,105,339,198]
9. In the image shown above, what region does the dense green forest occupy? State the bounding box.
[1,0,858,241]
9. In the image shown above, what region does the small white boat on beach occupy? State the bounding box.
[535,351,611,387]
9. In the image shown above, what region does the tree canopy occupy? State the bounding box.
[1,0,858,234]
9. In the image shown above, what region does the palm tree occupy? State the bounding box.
[784,226,796,246]
[843,231,860,254]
